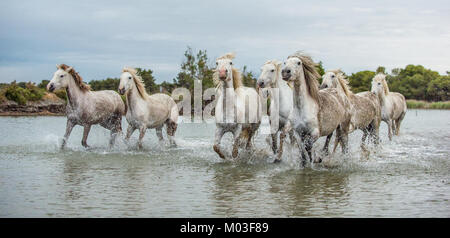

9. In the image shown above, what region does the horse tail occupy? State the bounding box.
[168,97,179,124]
[165,97,179,138]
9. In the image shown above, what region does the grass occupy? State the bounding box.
[406,100,450,109]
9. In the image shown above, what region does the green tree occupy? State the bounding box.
[241,65,256,88]
[348,70,376,93]
[388,64,440,100]
[38,80,49,89]
[427,76,450,101]
[172,46,215,91]
[136,68,158,93]
[89,78,120,91]
[376,66,386,74]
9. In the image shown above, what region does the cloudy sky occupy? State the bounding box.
[0,0,449,84]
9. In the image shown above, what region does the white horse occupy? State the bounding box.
[281,52,351,166]
[320,69,381,152]
[371,73,407,140]
[47,64,125,149]
[256,60,296,162]
[213,53,262,159]
[118,67,178,149]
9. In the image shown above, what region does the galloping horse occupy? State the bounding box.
[320,69,381,152]
[213,53,262,159]
[256,60,296,162]
[47,64,125,148]
[371,73,407,140]
[281,52,351,166]
[118,67,178,149]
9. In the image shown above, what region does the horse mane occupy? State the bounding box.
[264,60,282,84]
[288,51,321,102]
[122,67,149,99]
[373,73,389,95]
[327,69,352,97]
[58,64,91,91]
[213,52,242,90]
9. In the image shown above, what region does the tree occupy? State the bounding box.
[427,76,450,101]
[38,80,49,89]
[316,61,325,84]
[136,68,158,93]
[89,78,120,91]
[172,46,215,91]
[376,66,386,74]
[348,70,376,93]
[388,64,440,100]
[241,65,257,88]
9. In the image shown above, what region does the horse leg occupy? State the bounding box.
[245,125,257,150]
[165,120,178,147]
[322,132,333,156]
[304,137,314,163]
[296,132,307,167]
[337,126,349,154]
[232,126,243,159]
[156,127,164,143]
[108,116,122,148]
[361,128,368,152]
[387,120,393,141]
[81,125,91,148]
[391,119,397,136]
[275,130,286,163]
[125,125,136,142]
[62,120,75,149]
[137,127,147,150]
[271,132,278,154]
[395,113,405,136]
[213,127,226,159]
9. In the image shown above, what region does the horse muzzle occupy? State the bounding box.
[118,88,126,95]
[257,81,266,88]
[281,69,292,81]
[47,83,55,92]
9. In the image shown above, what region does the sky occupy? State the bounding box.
[0,0,449,84]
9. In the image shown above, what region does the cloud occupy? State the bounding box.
[0,0,449,84]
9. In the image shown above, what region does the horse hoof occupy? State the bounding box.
[273,159,282,164]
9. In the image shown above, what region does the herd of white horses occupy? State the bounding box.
[47,51,407,166]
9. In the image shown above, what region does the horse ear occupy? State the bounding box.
[65,66,73,72]
[275,60,282,72]
[56,64,60,69]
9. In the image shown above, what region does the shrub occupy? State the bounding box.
[4,82,29,105]
[54,89,67,101]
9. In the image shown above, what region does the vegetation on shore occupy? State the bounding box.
[406,100,450,109]
[1,46,449,109]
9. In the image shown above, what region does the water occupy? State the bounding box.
[0,109,449,217]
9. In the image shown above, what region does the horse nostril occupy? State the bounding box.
[48,83,55,92]
[287,70,291,74]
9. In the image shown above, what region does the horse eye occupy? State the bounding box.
[129,77,132,80]
[230,62,233,65]
[297,62,301,65]
[331,75,335,78]
[216,62,218,65]
[60,75,64,78]
[378,83,381,85]
[271,69,275,72]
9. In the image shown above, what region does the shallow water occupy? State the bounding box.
[0,109,449,217]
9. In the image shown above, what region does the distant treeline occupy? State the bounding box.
[1,46,449,106]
